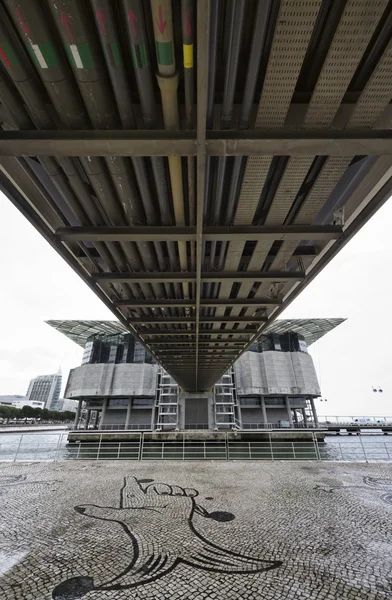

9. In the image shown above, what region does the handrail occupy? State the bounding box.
[1,431,392,462]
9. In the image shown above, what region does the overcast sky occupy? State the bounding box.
[0,191,391,418]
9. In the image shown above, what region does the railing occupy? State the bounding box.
[241,422,319,429]
[74,423,152,431]
[0,421,71,428]
[318,416,392,425]
[71,420,392,433]
[1,431,392,462]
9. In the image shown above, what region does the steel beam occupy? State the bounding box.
[160,350,238,355]
[2,130,392,157]
[149,342,242,347]
[206,130,392,156]
[114,297,282,307]
[203,225,342,241]
[56,225,342,242]
[130,316,268,324]
[195,0,210,389]
[93,271,305,283]
[93,273,195,283]
[0,130,196,156]
[56,226,196,242]
[141,330,256,337]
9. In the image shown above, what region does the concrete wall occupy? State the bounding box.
[185,398,209,426]
[65,363,159,398]
[101,408,152,427]
[103,409,127,425]
[128,409,152,426]
[266,407,291,423]
[241,408,264,424]
[234,351,320,396]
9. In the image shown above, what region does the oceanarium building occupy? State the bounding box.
[48,319,343,431]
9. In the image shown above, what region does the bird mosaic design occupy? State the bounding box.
[52,476,282,599]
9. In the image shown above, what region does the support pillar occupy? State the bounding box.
[285,396,293,427]
[261,396,267,426]
[94,411,99,428]
[293,409,299,425]
[302,408,308,428]
[235,396,242,430]
[178,392,186,430]
[125,398,132,430]
[85,409,91,430]
[73,400,82,430]
[207,391,215,430]
[99,398,108,430]
[310,397,319,427]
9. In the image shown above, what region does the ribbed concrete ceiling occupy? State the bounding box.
[0,0,391,390]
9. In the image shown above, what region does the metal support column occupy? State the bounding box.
[302,408,308,428]
[285,397,293,428]
[74,399,82,430]
[125,398,132,430]
[261,396,267,425]
[99,398,108,430]
[310,397,319,427]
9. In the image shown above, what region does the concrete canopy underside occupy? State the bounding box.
[0,0,391,389]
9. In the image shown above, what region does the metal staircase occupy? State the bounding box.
[214,369,241,430]
[303,399,314,427]
[155,370,179,430]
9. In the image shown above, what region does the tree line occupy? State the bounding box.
[0,404,76,422]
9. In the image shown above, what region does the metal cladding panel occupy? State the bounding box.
[65,363,158,398]
[234,351,321,397]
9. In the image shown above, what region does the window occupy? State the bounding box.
[108,398,129,407]
[240,397,261,407]
[264,397,285,406]
[132,398,153,408]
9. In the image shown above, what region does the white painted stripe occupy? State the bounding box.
[69,44,83,69]
[31,44,48,69]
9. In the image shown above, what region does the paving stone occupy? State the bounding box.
[0,462,391,599]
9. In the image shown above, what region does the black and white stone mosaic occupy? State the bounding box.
[0,461,391,599]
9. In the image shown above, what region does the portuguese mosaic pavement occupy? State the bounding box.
[0,461,391,599]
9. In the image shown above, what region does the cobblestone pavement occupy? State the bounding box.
[0,462,391,599]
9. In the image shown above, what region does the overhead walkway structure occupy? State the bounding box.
[1,0,391,390]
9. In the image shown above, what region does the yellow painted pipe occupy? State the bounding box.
[151,1,190,308]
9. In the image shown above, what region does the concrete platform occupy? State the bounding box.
[0,425,69,434]
[0,461,391,599]
[68,429,326,442]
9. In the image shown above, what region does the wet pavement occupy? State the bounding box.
[0,461,391,599]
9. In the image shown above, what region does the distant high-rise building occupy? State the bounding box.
[26,368,62,410]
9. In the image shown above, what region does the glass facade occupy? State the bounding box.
[81,333,155,365]
[249,332,308,354]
